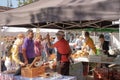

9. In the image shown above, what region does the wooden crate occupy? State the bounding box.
[21,66,46,78]
[21,57,52,78]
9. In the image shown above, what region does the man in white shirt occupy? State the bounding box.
[74,35,84,51]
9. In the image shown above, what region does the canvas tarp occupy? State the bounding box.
[0,0,120,27]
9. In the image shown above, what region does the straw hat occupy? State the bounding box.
[56,31,65,36]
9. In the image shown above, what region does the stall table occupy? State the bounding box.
[0,73,77,80]
[73,57,120,65]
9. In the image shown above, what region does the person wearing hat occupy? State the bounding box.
[46,31,71,76]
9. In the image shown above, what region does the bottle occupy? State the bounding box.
[96,48,100,55]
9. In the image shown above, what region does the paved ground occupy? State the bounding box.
[86,75,94,80]
[70,62,95,80]
[78,75,94,80]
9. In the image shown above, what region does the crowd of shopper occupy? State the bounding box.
[1,30,53,74]
[1,30,110,77]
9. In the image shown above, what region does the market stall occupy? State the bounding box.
[0,0,120,80]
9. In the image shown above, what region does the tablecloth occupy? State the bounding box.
[0,73,76,80]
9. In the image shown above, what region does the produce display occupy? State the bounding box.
[71,50,89,58]
[71,50,119,63]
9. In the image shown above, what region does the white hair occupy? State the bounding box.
[14,38,23,46]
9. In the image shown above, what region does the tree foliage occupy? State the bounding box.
[18,0,38,7]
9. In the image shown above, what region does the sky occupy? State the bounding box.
[0,0,18,8]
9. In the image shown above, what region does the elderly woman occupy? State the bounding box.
[11,33,25,66]
[4,34,25,73]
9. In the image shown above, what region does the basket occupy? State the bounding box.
[21,66,45,78]
[21,57,46,78]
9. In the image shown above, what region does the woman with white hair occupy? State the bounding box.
[11,33,25,66]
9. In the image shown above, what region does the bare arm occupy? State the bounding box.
[82,42,87,51]
[22,48,28,65]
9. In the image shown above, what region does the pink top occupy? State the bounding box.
[34,40,43,56]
